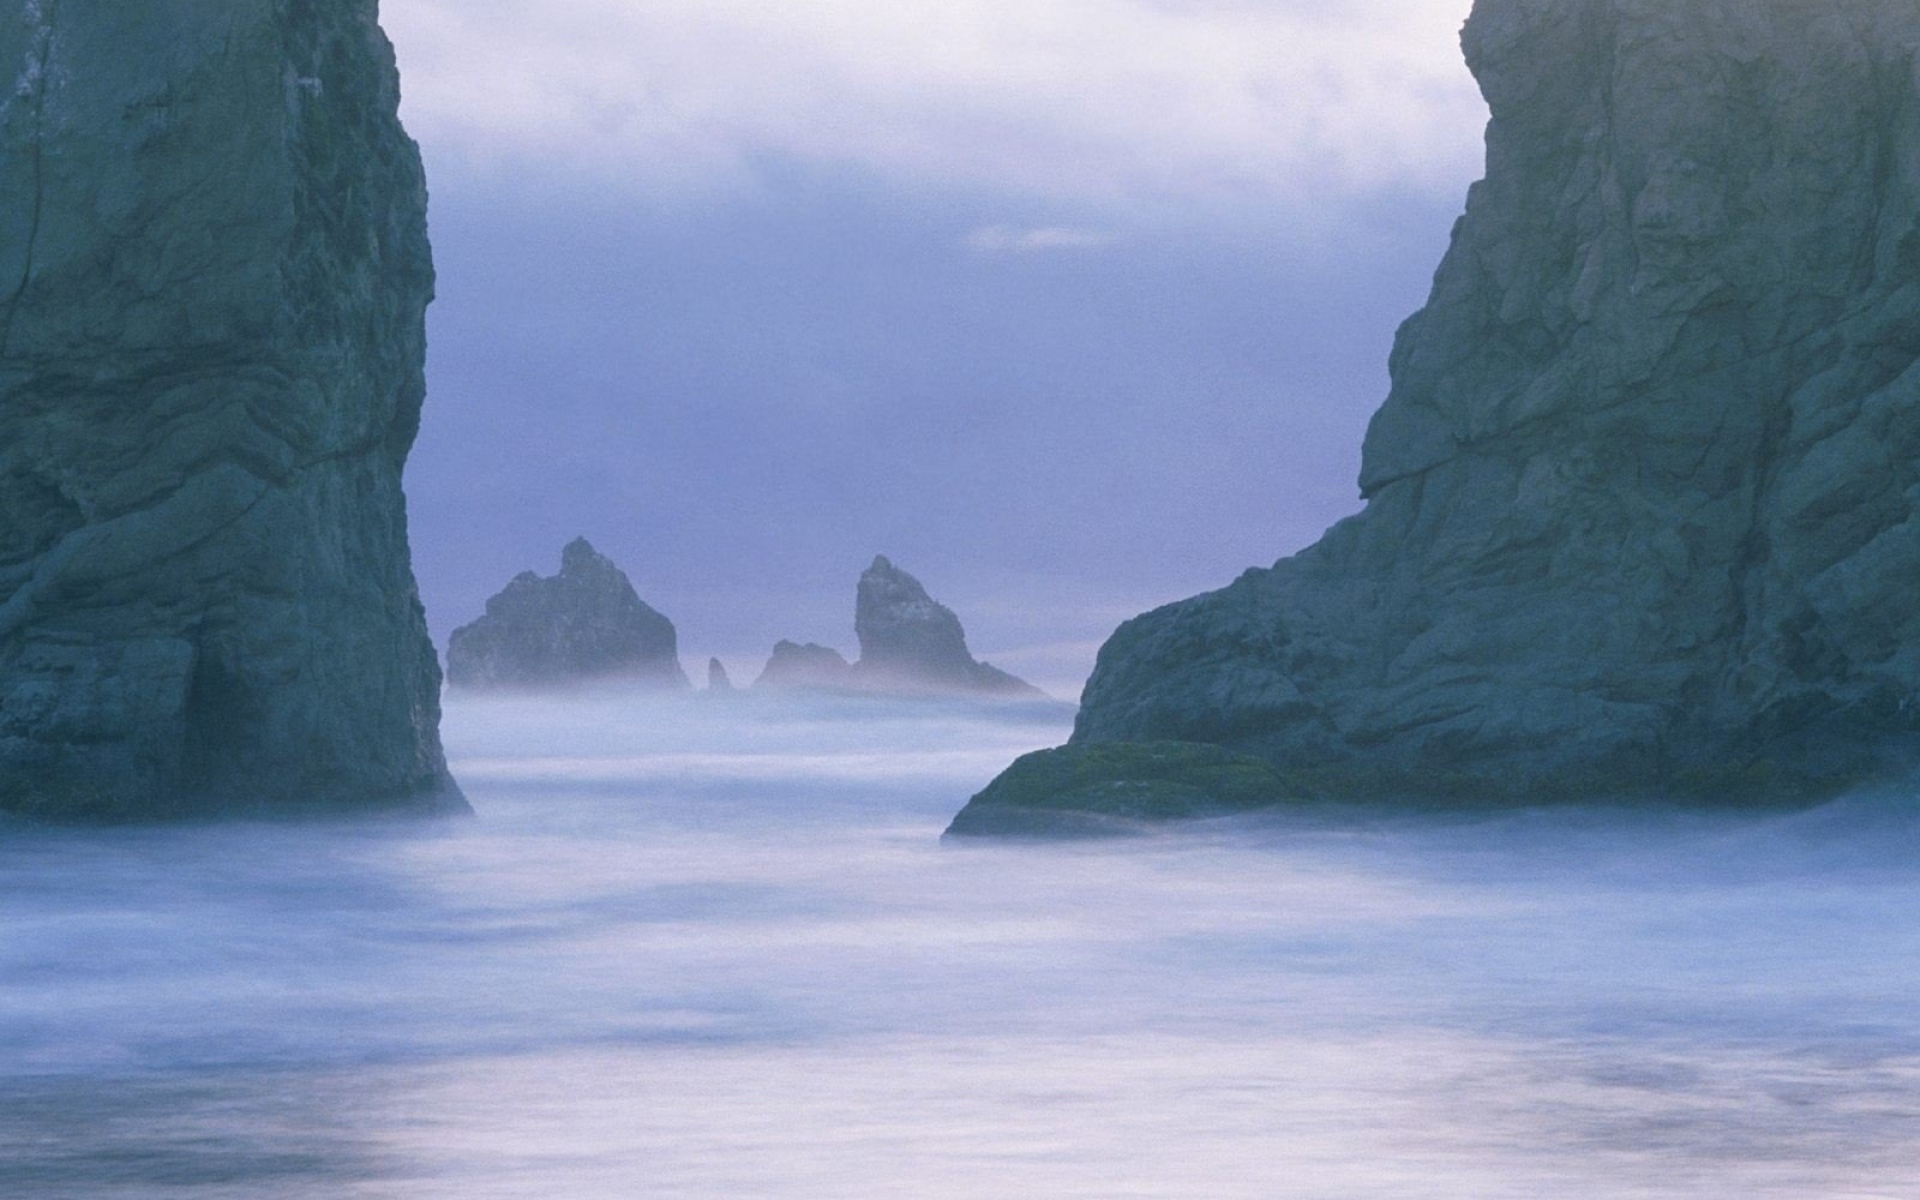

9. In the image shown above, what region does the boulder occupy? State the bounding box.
[446,539,689,690]
[0,1,460,821]
[955,0,1920,831]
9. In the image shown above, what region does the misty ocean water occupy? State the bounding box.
[5,692,1920,1199]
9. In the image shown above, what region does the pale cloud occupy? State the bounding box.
[966,225,1116,253]
[380,0,1486,217]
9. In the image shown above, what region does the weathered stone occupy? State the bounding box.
[445,539,689,691]
[962,0,1920,828]
[754,640,853,691]
[852,556,1042,697]
[0,1,460,821]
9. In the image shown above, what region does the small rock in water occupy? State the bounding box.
[708,658,735,693]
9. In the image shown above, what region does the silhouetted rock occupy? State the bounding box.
[852,557,1042,697]
[754,641,854,691]
[957,0,1920,832]
[708,658,735,693]
[0,2,461,821]
[446,539,689,690]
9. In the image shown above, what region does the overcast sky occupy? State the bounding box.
[381,0,1489,696]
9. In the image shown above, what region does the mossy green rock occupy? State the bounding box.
[946,742,1303,837]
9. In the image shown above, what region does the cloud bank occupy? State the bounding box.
[381,0,1487,217]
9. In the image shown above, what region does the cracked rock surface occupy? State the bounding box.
[962,0,1920,827]
[0,1,460,820]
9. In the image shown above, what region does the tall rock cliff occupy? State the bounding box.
[445,539,690,691]
[0,2,460,820]
[955,0,1920,832]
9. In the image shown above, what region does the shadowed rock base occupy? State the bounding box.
[944,738,1865,838]
[945,742,1298,838]
[3,776,471,829]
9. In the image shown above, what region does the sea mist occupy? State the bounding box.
[4,691,1918,1198]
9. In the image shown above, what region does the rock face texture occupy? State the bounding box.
[754,641,854,691]
[853,557,1042,697]
[446,539,689,690]
[0,2,460,821]
[957,0,1920,832]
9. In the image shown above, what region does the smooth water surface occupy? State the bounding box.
[5,691,1920,1198]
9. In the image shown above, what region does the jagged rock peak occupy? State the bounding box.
[853,556,1043,697]
[445,539,690,691]
[0,1,460,821]
[855,556,972,677]
[708,658,734,693]
[954,0,1920,833]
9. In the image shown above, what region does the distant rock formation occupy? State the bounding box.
[446,539,689,690]
[953,0,1920,834]
[754,641,854,691]
[0,3,461,821]
[852,557,1042,697]
[708,658,735,693]
[752,558,1042,698]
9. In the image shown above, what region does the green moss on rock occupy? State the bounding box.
[945,741,1305,837]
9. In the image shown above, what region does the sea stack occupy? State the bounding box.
[0,3,460,821]
[853,557,1041,697]
[446,539,690,691]
[753,558,1043,697]
[708,658,734,693]
[953,0,1920,833]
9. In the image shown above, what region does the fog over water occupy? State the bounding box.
[6,694,1920,1198]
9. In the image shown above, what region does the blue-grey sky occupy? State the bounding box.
[382,0,1488,696]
